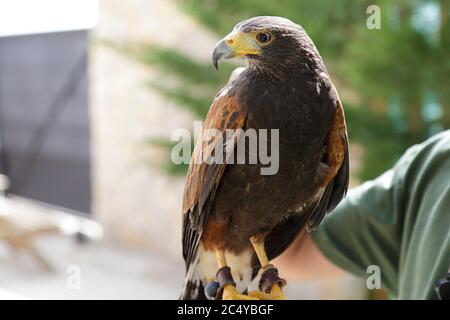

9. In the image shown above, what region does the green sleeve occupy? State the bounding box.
[311,143,420,294]
[311,131,450,299]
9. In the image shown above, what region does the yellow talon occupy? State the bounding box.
[222,284,259,300]
[214,249,258,300]
[269,283,287,300]
[214,242,286,301]
[249,235,288,300]
[248,283,286,300]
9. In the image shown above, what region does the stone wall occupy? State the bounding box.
[90,0,218,258]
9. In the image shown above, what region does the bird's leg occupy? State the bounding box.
[248,236,287,300]
[214,249,258,300]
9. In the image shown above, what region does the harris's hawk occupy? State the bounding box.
[180,16,349,300]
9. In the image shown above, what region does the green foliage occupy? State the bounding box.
[141,46,237,117]
[345,105,422,180]
[140,47,239,176]
[146,137,191,176]
[143,0,450,179]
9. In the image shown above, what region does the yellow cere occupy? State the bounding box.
[224,31,262,57]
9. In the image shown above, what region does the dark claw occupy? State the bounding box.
[204,281,220,300]
[216,266,236,287]
[435,272,450,300]
[215,266,236,299]
[259,265,287,293]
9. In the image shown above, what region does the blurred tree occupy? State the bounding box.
[141,0,449,180]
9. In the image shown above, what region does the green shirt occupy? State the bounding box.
[312,130,450,299]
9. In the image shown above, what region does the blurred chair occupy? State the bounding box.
[0,173,103,271]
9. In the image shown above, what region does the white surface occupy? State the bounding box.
[0,194,103,240]
[0,0,99,37]
[0,235,184,299]
[0,288,26,299]
[0,234,365,300]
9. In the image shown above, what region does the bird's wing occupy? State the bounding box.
[306,95,349,230]
[259,93,349,266]
[182,87,247,269]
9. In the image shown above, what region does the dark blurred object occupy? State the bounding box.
[435,271,450,300]
[0,31,91,213]
[0,0,99,213]
[0,193,103,271]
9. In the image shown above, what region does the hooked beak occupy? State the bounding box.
[212,31,261,70]
[212,39,234,70]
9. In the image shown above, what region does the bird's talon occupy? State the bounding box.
[259,265,286,293]
[248,283,286,300]
[221,284,259,300]
[248,290,271,299]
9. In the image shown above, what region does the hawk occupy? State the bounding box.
[180,16,349,300]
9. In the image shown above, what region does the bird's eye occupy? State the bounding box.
[256,32,272,45]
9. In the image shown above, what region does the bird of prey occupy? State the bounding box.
[180,16,349,300]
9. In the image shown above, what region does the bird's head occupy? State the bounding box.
[212,16,316,71]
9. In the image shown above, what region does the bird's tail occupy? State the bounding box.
[179,264,207,300]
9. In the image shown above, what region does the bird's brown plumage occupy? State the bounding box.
[180,16,349,300]
[182,93,248,268]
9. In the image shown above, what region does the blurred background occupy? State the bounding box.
[0,0,448,299]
